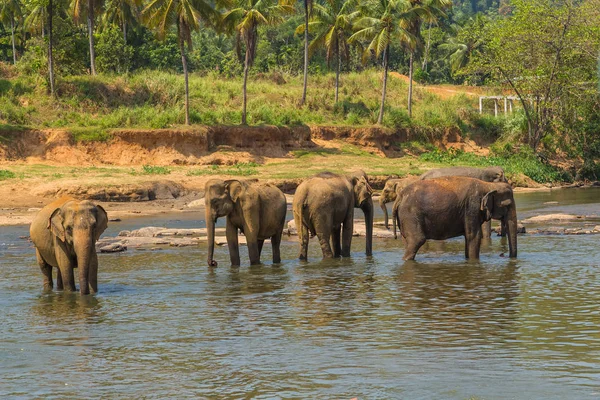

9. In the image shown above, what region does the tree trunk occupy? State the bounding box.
[408,52,414,118]
[179,36,190,125]
[242,48,250,125]
[123,19,127,42]
[422,22,431,70]
[335,39,340,103]
[10,20,16,65]
[377,45,389,125]
[47,0,55,96]
[300,0,309,106]
[87,0,96,75]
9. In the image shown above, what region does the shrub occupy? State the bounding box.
[0,169,15,180]
[96,26,134,74]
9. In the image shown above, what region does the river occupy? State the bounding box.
[1,188,599,399]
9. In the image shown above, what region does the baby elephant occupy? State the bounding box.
[394,176,517,260]
[30,197,108,295]
[205,179,287,267]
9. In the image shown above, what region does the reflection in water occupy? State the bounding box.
[1,189,600,398]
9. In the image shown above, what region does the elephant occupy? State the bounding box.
[380,167,506,233]
[30,196,108,295]
[419,166,506,182]
[205,179,287,267]
[392,176,517,260]
[379,176,419,229]
[293,171,373,260]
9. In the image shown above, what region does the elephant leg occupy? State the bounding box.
[403,235,426,261]
[500,219,507,237]
[402,219,426,261]
[247,240,261,265]
[226,220,241,266]
[59,266,76,292]
[482,220,492,239]
[56,268,63,291]
[465,224,482,260]
[257,239,265,258]
[299,222,309,261]
[89,251,98,294]
[341,209,353,257]
[332,225,342,258]
[36,249,53,291]
[271,231,282,264]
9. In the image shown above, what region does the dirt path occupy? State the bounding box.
[389,72,485,99]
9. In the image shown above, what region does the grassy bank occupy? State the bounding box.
[0,68,498,134]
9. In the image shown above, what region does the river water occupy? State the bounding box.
[1,189,599,399]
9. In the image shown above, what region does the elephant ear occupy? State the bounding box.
[480,190,497,222]
[94,205,109,242]
[225,180,244,203]
[48,208,66,243]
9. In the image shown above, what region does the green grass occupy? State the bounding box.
[0,169,15,180]
[186,162,259,177]
[0,68,489,132]
[419,147,570,183]
[141,165,172,175]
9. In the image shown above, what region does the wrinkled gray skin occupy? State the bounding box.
[293,171,374,259]
[393,176,517,260]
[30,196,108,295]
[205,179,287,267]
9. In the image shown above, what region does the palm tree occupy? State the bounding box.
[143,0,219,125]
[403,0,450,117]
[438,17,485,76]
[0,0,23,65]
[72,0,104,75]
[223,0,295,124]
[349,0,416,125]
[102,0,141,41]
[299,0,311,106]
[296,0,357,103]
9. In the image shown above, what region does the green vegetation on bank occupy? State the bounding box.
[0,68,484,130]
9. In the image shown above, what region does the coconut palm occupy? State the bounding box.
[143,0,220,125]
[403,0,450,117]
[223,0,295,124]
[0,0,23,64]
[72,0,104,75]
[299,0,311,106]
[296,0,358,103]
[439,16,486,75]
[102,0,141,41]
[349,0,417,125]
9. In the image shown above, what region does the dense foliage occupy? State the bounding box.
[0,0,598,178]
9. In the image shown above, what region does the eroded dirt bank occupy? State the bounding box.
[0,125,471,165]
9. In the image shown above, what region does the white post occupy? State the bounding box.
[509,99,513,113]
[504,97,508,115]
[479,97,483,114]
[494,99,498,117]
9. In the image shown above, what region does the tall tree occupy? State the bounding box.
[72,0,103,74]
[402,0,450,118]
[102,0,141,41]
[296,0,357,103]
[299,0,311,106]
[143,0,219,125]
[223,0,295,124]
[0,0,23,64]
[349,0,416,125]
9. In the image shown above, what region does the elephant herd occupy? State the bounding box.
[29,166,518,295]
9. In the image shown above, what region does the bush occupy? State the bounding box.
[96,26,134,74]
[0,169,15,180]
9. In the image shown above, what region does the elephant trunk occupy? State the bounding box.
[392,202,398,240]
[206,207,218,267]
[74,233,94,295]
[380,195,389,230]
[362,197,373,256]
[505,204,518,258]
